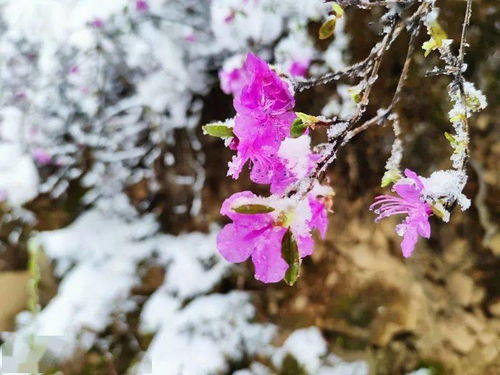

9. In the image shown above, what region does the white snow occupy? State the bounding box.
[422,169,471,211]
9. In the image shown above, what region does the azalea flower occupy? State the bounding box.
[288,59,310,77]
[370,169,432,257]
[228,53,296,183]
[219,65,248,96]
[32,148,52,165]
[135,0,149,12]
[90,18,104,29]
[216,191,329,283]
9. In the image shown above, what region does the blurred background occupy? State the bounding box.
[0,0,498,374]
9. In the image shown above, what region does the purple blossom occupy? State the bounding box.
[90,18,104,29]
[135,0,149,12]
[288,59,310,78]
[219,66,249,96]
[370,169,432,257]
[224,11,236,24]
[184,33,196,43]
[32,148,53,165]
[216,191,329,283]
[228,53,296,187]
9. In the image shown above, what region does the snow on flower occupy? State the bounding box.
[216,190,329,283]
[227,53,296,185]
[370,169,432,258]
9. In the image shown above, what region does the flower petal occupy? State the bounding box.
[216,223,253,263]
[251,227,288,283]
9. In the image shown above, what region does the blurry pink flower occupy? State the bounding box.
[288,59,310,78]
[32,148,52,165]
[370,169,432,257]
[224,10,236,24]
[90,18,104,28]
[135,0,149,12]
[219,66,249,96]
[184,33,196,43]
[0,189,7,202]
[69,66,79,74]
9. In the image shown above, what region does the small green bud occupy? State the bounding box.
[202,123,234,138]
[232,204,275,214]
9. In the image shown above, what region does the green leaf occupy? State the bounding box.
[431,200,450,222]
[422,21,447,57]
[202,123,234,138]
[281,229,300,286]
[232,204,275,214]
[422,39,437,57]
[444,132,466,154]
[296,112,319,125]
[331,3,344,18]
[381,169,401,188]
[347,86,362,103]
[319,17,337,40]
[290,118,308,138]
[444,132,457,145]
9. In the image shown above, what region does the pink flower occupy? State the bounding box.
[135,0,149,12]
[219,66,249,96]
[228,53,296,185]
[288,59,310,78]
[32,148,53,165]
[90,18,104,28]
[184,33,196,43]
[224,10,236,24]
[370,169,432,257]
[216,191,329,283]
[269,135,320,194]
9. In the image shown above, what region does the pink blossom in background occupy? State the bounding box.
[135,0,149,12]
[90,18,104,28]
[288,59,310,78]
[0,189,7,202]
[219,66,248,96]
[216,191,330,283]
[224,10,236,24]
[69,66,79,74]
[370,169,432,257]
[228,53,296,187]
[32,148,53,165]
[184,33,196,43]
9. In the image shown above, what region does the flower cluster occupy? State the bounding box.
[212,53,330,283]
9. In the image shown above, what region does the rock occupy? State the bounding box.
[487,233,500,256]
[488,300,500,317]
[0,271,30,331]
[444,323,476,354]
[447,272,474,306]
